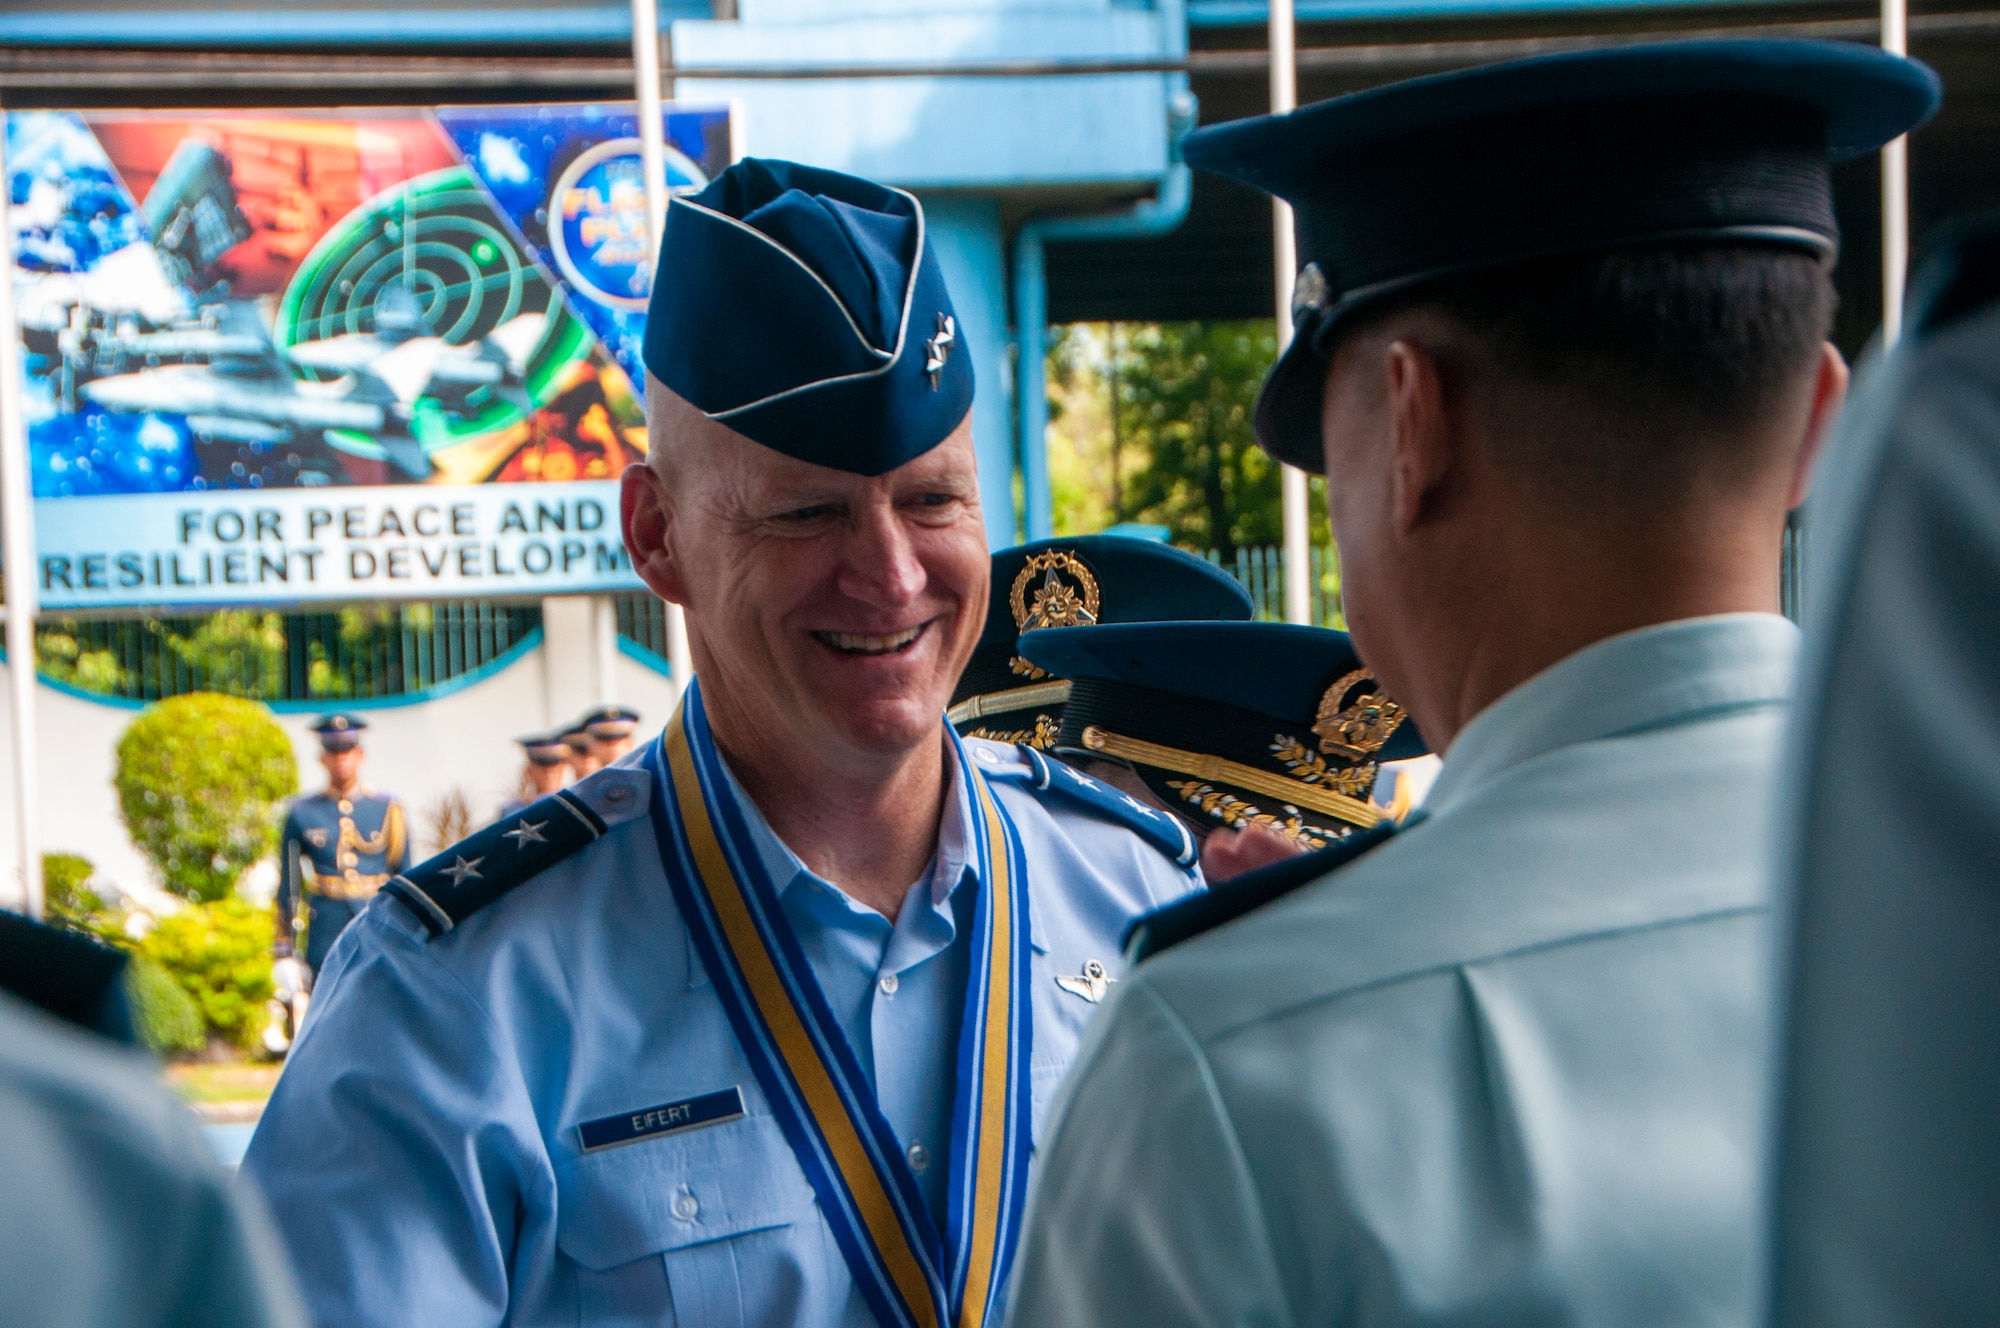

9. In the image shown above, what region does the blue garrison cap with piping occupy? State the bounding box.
[1020,620,1427,848]
[641,158,973,476]
[1183,38,1943,471]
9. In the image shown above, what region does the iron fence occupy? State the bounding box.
[1202,544,1344,628]
[33,600,542,704]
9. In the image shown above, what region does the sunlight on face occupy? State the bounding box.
[635,385,990,769]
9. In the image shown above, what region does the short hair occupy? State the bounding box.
[1356,244,1836,509]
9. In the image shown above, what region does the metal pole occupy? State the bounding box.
[1881,0,1910,347]
[631,0,692,695]
[1271,0,1310,625]
[0,116,43,918]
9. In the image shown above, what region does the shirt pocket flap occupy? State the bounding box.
[556,1114,816,1270]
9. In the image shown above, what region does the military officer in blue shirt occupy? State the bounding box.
[244,158,1202,1328]
[1005,39,1940,1328]
[273,715,409,977]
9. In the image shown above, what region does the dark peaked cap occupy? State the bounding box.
[1183,39,1943,471]
[642,158,973,476]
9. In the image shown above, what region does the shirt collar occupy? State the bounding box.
[1426,612,1801,818]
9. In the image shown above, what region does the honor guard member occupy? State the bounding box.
[1016,621,1425,870]
[580,703,643,766]
[558,718,597,778]
[948,535,1253,751]
[246,158,1202,1328]
[498,732,573,820]
[274,715,408,976]
[1005,40,1939,1328]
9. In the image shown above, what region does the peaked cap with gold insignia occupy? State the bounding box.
[1020,620,1426,850]
[949,535,1254,751]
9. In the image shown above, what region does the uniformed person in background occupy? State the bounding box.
[578,703,642,767]
[1005,39,1939,1328]
[247,158,1203,1328]
[1016,620,1426,885]
[274,715,408,979]
[557,718,597,779]
[948,535,1253,751]
[497,732,572,820]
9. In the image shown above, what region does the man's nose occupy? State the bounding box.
[836,501,926,607]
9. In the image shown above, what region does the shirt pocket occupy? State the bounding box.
[556,1113,820,1327]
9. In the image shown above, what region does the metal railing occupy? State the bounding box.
[33,600,541,704]
[1203,544,1343,628]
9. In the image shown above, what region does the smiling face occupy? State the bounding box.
[625,379,989,778]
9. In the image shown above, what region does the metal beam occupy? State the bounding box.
[0,122,44,919]
[2,13,1996,94]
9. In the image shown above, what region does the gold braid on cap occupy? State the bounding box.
[1080,725,1382,830]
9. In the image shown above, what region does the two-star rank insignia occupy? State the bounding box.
[384,789,613,938]
[1055,959,1115,1004]
[925,312,955,389]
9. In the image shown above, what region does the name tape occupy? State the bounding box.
[577,1086,746,1153]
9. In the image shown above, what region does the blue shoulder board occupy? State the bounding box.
[383,771,644,937]
[984,743,1199,872]
[1121,819,1401,964]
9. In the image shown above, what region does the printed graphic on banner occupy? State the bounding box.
[5,103,731,609]
[435,105,725,393]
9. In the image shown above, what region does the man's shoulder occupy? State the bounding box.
[379,765,652,941]
[1141,717,1787,1045]
[968,738,1199,874]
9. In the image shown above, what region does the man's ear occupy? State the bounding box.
[1383,338,1455,535]
[1786,342,1851,511]
[621,462,689,606]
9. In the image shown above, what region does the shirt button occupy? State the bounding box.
[878,973,899,996]
[671,1191,699,1222]
[605,785,631,804]
[907,1142,929,1172]
[973,747,997,764]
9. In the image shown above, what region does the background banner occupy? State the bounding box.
[5,101,731,609]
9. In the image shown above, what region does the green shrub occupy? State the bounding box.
[114,693,298,902]
[123,956,205,1057]
[42,852,107,934]
[137,898,275,1052]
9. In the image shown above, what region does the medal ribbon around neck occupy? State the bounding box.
[645,681,1034,1328]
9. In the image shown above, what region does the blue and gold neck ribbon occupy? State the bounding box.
[644,680,1034,1328]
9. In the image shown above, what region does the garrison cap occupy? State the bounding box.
[1020,621,1426,850]
[580,704,641,740]
[310,714,368,753]
[949,535,1254,750]
[642,158,972,475]
[1184,38,1943,470]
[516,732,572,767]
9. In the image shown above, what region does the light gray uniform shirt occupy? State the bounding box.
[1006,612,1799,1328]
[0,990,304,1328]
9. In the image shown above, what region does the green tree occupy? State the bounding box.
[115,693,299,902]
[159,611,286,699]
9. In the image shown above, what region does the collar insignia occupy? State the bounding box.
[1055,959,1115,1004]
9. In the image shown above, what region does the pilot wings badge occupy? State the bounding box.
[1055,959,1115,1004]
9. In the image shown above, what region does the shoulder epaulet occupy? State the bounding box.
[383,766,651,938]
[1121,818,1403,964]
[982,743,1198,872]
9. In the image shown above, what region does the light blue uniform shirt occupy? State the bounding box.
[243,733,1196,1328]
[1007,614,1799,1328]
